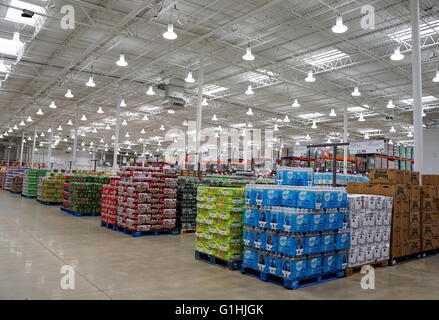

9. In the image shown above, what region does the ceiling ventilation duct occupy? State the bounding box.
[160,78,186,109]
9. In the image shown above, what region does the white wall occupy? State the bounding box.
[33,149,108,170]
[423,128,439,174]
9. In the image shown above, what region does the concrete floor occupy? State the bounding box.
[1,191,439,300]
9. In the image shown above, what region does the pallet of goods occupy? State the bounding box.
[347,169,426,265]
[37,174,65,205]
[0,169,6,189]
[346,194,392,275]
[195,185,245,270]
[177,176,199,232]
[100,176,120,229]
[419,177,439,254]
[4,168,25,191]
[9,173,24,194]
[21,169,48,198]
[114,165,179,237]
[241,184,349,289]
[62,175,110,216]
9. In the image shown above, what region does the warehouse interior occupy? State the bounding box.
[0,0,439,300]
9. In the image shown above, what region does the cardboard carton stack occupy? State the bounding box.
[347,169,421,260]
[419,174,439,251]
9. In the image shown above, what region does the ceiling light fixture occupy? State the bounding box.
[185,71,195,83]
[49,101,57,109]
[433,70,439,83]
[141,128,145,134]
[160,125,165,131]
[81,114,87,121]
[120,98,126,107]
[86,75,96,87]
[351,86,361,97]
[122,120,127,126]
[332,15,348,33]
[26,116,32,122]
[97,107,104,114]
[47,128,51,133]
[329,109,336,117]
[306,134,311,140]
[57,125,62,131]
[65,89,73,98]
[246,107,254,116]
[13,125,18,130]
[305,71,316,82]
[168,109,175,114]
[125,132,130,138]
[92,128,97,133]
[407,131,413,137]
[283,115,290,123]
[143,114,149,121]
[163,24,177,40]
[390,126,396,133]
[358,113,365,122]
[364,134,370,140]
[36,108,43,115]
[40,132,45,137]
[116,53,128,67]
[201,98,208,106]
[212,114,218,121]
[19,121,25,126]
[245,84,254,95]
[386,99,395,109]
[390,46,404,61]
[292,98,300,108]
[105,124,111,130]
[311,120,317,129]
[242,46,255,61]
[146,85,155,96]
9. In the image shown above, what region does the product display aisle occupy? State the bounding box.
[37,174,65,204]
[2,165,439,298]
[21,169,48,198]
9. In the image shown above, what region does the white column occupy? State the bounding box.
[411,0,423,174]
[19,132,25,166]
[113,97,121,172]
[47,127,53,168]
[72,104,80,170]
[196,46,205,172]
[343,107,348,174]
[31,127,37,168]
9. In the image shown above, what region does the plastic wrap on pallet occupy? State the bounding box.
[196,186,245,262]
[37,174,65,203]
[348,194,393,267]
[114,165,178,233]
[276,167,368,186]
[242,184,350,284]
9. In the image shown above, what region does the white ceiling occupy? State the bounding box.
[0,0,439,155]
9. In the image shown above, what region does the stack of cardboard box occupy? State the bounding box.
[347,169,421,260]
[420,175,439,252]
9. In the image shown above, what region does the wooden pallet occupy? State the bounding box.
[240,266,345,290]
[180,229,196,234]
[389,253,423,266]
[346,260,388,276]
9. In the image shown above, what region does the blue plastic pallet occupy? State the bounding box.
[21,194,36,199]
[60,207,100,217]
[195,250,242,270]
[37,199,62,206]
[240,266,345,290]
[100,221,117,230]
[116,226,179,237]
[9,191,21,195]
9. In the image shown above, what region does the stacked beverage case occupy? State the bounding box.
[101,177,120,226]
[21,169,48,198]
[348,194,393,267]
[116,166,178,232]
[195,186,245,262]
[63,175,110,214]
[37,174,65,204]
[177,176,199,231]
[242,184,350,284]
